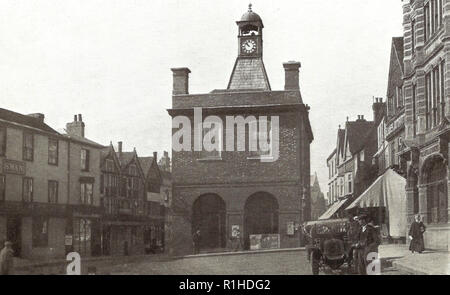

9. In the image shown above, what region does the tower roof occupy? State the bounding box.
[238,4,264,27]
[241,4,262,22]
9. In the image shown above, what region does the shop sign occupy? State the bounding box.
[250,234,280,250]
[3,159,26,175]
[287,221,295,236]
[232,225,240,237]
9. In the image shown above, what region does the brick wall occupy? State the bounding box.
[169,93,311,255]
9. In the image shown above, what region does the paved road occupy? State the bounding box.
[99,250,410,275]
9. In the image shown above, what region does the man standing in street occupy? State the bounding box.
[409,214,426,254]
[354,214,380,275]
[347,216,361,273]
[192,229,201,255]
[0,241,14,275]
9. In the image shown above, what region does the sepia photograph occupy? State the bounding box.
[0,0,449,280]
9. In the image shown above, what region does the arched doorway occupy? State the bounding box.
[192,194,226,250]
[244,192,279,249]
[422,156,448,224]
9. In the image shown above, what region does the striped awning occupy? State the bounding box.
[319,198,348,220]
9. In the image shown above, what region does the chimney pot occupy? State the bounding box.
[78,114,82,122]
[118,141,123,154]
[283,61,301,90]
[66,115,85,137]
[171,68,191,95]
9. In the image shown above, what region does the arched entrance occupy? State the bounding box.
[192,194,226,250]
[244,192,279,249]
[422,156,448,224]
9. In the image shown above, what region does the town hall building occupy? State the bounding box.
[168,5,313,255]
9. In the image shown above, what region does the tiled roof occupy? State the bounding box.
[139,156,154,175]
[346,121,375,154]
[116,152,135,166]
[100,147,111,161]
[393,37,404,73]
[0,108,59,134]
[62,134,104,148]
[228,58,271,91]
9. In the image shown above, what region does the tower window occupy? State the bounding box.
[241,25,259,36]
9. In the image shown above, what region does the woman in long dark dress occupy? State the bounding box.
[409,214,426,253]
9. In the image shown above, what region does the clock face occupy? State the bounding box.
[241,39,257,54]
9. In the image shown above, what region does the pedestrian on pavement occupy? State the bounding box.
[347,215,361,272]
[192,229,201,254]
[0,241,14,275]
[354,214,380,275]
[409,214,426,254]
[234,229,242,252]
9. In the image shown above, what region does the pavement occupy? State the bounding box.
[379,244,450,275]
[102,247,409,275]
[10,244,449,275]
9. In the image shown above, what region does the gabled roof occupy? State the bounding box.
[116,151,136,167]
[387,37,404,99]
[393,37,404,73]
[345,120,375,155]
[337,129,345,158]
[139,157,154,177]
[100,143,121,170]
[0,108,59,134]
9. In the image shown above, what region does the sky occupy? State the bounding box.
[0,0,404,196]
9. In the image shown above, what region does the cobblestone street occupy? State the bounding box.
[94,250,410,275]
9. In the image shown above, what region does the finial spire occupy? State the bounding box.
[248,3,252,12]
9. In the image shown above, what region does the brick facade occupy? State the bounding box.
[167,7,313,256]
[401,0,450,251]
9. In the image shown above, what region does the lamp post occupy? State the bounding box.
[300,186,308,246]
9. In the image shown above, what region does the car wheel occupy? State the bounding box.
[311,252,319,275]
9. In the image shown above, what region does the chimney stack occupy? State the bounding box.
[27,113,45,122]
[283,61,301,90]
[66,114,85,138]
[118,141,123,154]
[153,151,158,160]
[171,68,191,95]
[373,97,385,124]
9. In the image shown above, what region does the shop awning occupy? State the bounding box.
[346,169,407,238]
[319,198,348,220]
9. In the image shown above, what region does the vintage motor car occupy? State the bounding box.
[303,218,355,275]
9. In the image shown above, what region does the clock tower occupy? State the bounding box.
[237,4,263,57]
[228,4,270,90]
